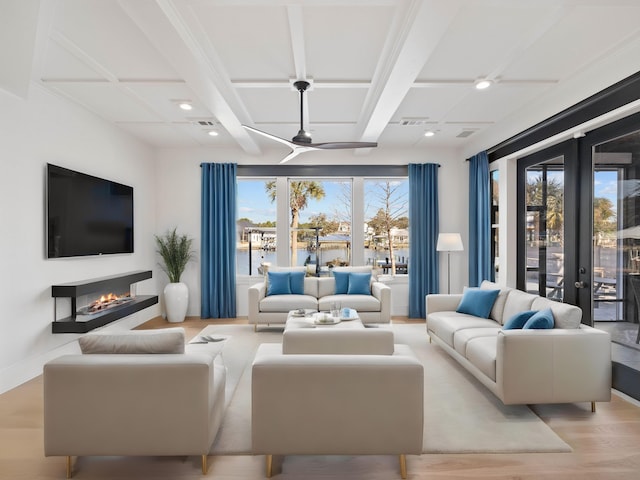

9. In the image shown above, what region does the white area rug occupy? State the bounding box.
[198,324,571,455]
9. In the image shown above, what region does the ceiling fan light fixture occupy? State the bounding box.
[474,79,492,90]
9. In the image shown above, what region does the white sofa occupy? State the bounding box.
[251,337,423,479]
[426,281,612,409]
[248,266,391,329]
[43,328,225,477]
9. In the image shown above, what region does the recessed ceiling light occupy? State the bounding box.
[208,130,219,137]
[178,102,193,111]
[424,131,435,137]
[474,79,492,90]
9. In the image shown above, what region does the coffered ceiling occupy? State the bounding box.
[27,0,640,158]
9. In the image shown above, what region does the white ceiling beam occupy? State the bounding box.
[357,0,462,143]
[118,0,261,154]
[229,79,559,89]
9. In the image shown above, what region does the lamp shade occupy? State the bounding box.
[436,233,464,252]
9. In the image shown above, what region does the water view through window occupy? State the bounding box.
[236,178,409,276]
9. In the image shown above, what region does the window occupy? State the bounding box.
[236,167,409,276]
[287,179,352,273]
[236,179,276,276]
[490,169,499,283]
[364,179,409,275]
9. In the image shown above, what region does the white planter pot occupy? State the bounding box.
[164,282,189,323]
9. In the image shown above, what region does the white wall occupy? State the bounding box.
[154,146,469,318]
[0,85,159,393]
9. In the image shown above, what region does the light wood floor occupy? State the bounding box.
[2,317,640,479]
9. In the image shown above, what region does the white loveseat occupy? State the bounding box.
[426,281,612,409]
[248,266,391,329]
[44,328,225,477]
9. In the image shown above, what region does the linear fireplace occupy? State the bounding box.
[51,270,158,333]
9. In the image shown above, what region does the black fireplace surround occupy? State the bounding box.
[51,270,158,333]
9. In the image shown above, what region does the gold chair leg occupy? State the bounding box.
[66,456,72,478]
[254,324,257,332]
[591,401,596,413]
[266,454,273,478]
[201,454,208,474]
[399,454,407,479]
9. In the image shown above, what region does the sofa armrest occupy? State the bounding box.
[248,281,267,323]
[425,294,463,315]
[496,326,611,405]
[371,281,391,321]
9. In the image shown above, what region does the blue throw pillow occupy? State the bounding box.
[503,310,538,330]
[347,272,371,295]
[456,288,500,318]
[267,271,291,295]
[333,271,350,294]
[289,271,305,295]
[523,308,555,329]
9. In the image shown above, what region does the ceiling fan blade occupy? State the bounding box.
[307,141,378,150]
[279,146,317,164]
[242,125,296,148]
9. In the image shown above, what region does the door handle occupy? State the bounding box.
[574,281,587,289]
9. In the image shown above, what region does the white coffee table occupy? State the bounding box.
[283,309,394,354]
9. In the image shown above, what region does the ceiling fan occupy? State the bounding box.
[242,80,377,164]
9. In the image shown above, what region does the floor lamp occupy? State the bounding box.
[437,233,464,294]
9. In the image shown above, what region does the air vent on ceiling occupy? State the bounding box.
[400,117,430,126]
[456,130,476,138]
[190,118,217,127]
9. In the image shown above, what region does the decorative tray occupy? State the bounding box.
[313,314,341,325]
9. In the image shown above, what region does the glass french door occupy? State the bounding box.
[518,141,578,304]
[517,114,640,342]
[578,115,640,346]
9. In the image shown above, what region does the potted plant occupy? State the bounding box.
[155,228,195,323]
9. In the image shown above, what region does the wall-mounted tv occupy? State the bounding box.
[46,164,134,258]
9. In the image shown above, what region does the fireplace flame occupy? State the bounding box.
[85,292,132,313]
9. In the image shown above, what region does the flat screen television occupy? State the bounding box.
[46,164,134,258]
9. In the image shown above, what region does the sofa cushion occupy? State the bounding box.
[318,277,336,298]
[481,281,512,324]
[456,288,500,318]
[347,272,372,295]
[523,308,555,329]
[260,294,318,312]
[427,311,499,347]
[465,336,497,381]
[503,310,538,330]
[531,297,581,329]
[267,271,292,295]
[453,327,502,356]
[319,294,380,312]
[502,289,537,323]
[333,271,350,294]
[78,328,185,354]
